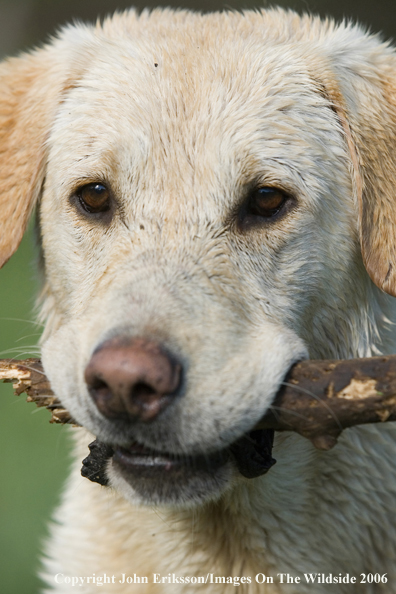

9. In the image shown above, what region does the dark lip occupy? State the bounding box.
[112,428,276,479]
[81,429,277,488]
[113,441,230,476]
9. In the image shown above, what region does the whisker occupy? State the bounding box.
[15,333,42,343]
[10,350,41,359]
[0,352,41,362]
[0,317,44,327]
[280,381,342,429]
[268,404,313,422]
[267,405,281,423]
[9,362,47,377]
[0,345,40,353]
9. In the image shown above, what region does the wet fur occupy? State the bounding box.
[1,8,396,593]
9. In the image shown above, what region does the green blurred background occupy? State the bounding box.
[1,0,396,592]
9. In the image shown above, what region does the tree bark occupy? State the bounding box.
[2,356,396,450]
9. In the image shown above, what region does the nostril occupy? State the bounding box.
[132,382,157,400]
[91,377,109,392]
[87,376,125,419]
[86,373,110,399]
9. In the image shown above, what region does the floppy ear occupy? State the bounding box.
[317,42,396,297]
[0,41,85,269]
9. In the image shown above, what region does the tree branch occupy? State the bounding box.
[2,356,396,450]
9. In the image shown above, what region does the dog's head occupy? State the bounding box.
[1,9,396,506]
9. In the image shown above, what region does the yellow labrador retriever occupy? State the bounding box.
[1,7,396,593]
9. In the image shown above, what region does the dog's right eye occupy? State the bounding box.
[77,183,111,214]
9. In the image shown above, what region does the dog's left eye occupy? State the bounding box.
[77,183,111,214]
[238,186,291,230]
[247,187,288,218]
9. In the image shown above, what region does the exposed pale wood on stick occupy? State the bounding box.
[0,358,76,425]
[256,356,396,450]
[2,356,396,450]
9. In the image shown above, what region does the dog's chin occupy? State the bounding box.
[107,444,235,506]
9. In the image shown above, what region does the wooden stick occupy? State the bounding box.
[256,356,396,450]
[2,356,396,450]
[0,358,75,425]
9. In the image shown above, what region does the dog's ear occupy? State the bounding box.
[0,41,85,269]
[317,43,396,297]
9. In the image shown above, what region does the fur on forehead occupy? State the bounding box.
[47,13,349,219]
[44,9,396,297]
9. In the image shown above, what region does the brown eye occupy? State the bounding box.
[249,187,287,217]
[239,186,290,229]
[78,183,111,214]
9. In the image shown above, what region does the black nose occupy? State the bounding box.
[85,337,181,422]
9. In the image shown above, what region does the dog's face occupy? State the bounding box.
[2,9,396,506]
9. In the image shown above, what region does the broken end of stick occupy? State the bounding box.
[50,409,75,425]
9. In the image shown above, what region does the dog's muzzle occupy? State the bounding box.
[82,336,277,490]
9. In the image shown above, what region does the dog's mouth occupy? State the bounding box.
[81,429,276,495]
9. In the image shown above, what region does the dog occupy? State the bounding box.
[1,7,396,593]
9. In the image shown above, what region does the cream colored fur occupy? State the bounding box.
[1,8,396,593]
